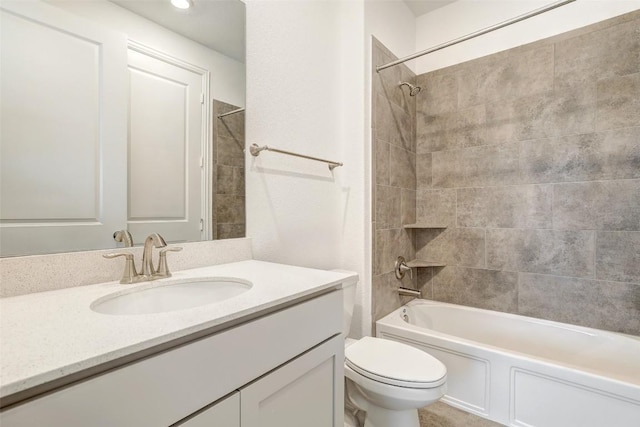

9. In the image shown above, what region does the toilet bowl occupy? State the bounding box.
[336,272,447,427]
[344,337,446,427]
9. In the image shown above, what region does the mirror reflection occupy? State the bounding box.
[0,0,246,257]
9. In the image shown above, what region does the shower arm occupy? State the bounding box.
[376,0,576,72]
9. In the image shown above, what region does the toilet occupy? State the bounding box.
[341,277,447,427]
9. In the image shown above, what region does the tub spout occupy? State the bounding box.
[398,287,420,297]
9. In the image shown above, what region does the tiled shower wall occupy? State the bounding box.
[414,11,640,335]
[212,100,246,240]
[371,38,418,328]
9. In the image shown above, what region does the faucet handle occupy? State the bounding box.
[156,246,183,278]
[394,256,413,280]
[103,252,141,284]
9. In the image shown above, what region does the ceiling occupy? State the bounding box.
[403,0,458,17]
[111,0,245,62]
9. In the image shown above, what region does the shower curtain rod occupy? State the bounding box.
[376,0,576,72]
[217,107,245,119]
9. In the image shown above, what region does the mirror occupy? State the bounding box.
[0,0,246,257]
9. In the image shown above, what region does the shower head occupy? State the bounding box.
[399,81,421,96]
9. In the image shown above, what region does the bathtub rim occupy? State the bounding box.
[376,299,640,391]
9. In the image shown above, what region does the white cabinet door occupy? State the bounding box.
[0,1,128,256]
[126,47,205,243]
[178,392,240,427]
[240,335,344,427]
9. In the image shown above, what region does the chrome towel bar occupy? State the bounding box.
[217,108,245,119]
[249,144,343,170]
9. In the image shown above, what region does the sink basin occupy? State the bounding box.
[91,277,252,315]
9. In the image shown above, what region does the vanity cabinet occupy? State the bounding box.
[178,334,343,427]
[240,335,343,427]
[0,290,344,427]
[179,393,240,427]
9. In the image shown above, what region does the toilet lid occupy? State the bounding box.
[345,337,446,388]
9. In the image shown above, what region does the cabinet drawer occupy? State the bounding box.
[1,290,342,427]
[178,392,239,427]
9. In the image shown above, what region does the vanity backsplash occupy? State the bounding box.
[0,238,252,298]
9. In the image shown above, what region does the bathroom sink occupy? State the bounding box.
[91,277,252,315]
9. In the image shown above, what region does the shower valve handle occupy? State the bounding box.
[395,256,413,280]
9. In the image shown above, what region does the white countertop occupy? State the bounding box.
[0,260,357,400]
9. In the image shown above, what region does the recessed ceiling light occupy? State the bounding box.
[171,0,191,9]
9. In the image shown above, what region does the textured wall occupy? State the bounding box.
[371,38,418,328]
[213,100,245,239]
[245,0,368,337]
[414,11,640,335]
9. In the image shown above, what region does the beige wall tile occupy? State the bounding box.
[389,145,416,189]
[596,231,640,283]
[519,273,640,335]
[409,12,640,335]
[457,46,554,108]
[417,110,460,153]
[596,72,640,130]
[416,228,485,268]
[555,19,640,90]
[462,143,521,187]
[416,188,456,226]
[457,185,552,229]
[519,127,640,183]
[401,188,416,226]
[416,153,432,188]
[375,93,414,151]
[217,224,245,239]
[215,194,245,224]
[554,180,640,231]
[217,135,244,167]
[486,85,596,144]
[416,72,458,115]
[432,149,463,188]
[375,185,402,230]
[486,229,595,278]
[375,139,390,185]
[433,266,519,313]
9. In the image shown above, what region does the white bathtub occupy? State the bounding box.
[376,300,640,427]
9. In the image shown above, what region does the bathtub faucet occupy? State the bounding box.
[398,287,420,297]
[394,256,413,280]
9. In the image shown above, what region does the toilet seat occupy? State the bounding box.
[345,337,446,389]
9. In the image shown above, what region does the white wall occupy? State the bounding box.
[245,0,368,337]
[365,0,417,71]
[49,0,245,107]
[415,0,640,74]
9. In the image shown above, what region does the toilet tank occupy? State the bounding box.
[332,271,358,337]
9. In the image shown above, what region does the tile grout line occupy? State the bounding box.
[423,124,640,155]
[593,231,597,280]
[484,227,488,270]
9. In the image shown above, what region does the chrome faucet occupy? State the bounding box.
[142,233,167,278]
[104,232,182,284]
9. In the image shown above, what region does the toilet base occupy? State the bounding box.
[362,406,419,427]
[346,375,437,427]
